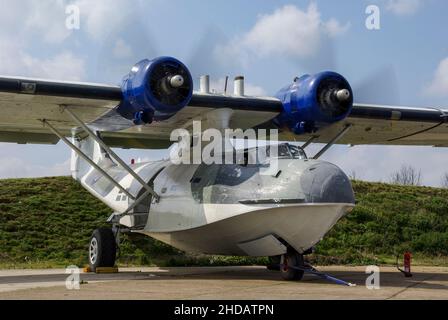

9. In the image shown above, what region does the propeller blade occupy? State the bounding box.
[291,34,337,73]
[95,11,159,84]
[186,26,234,82]
[354,65,400,105]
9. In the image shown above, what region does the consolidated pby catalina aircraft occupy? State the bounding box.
[1,56,447,280]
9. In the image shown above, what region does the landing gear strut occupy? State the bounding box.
[280,250,305,281]
[89,228,117,272]
[272,250,355,286]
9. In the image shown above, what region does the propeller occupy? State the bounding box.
[283,30,400,106]
[353,65,400,105]
[186,26,234,81]
[317,77,353,117]
[149,60,192,106]
[94,12,158,84]
[94,7,400,106]
[95,11,231,90]
[290,34,337,74]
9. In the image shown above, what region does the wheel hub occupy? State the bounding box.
[89,237,98,265]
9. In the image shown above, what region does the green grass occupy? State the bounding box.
[312,180,448,266]
[0,177,447,268]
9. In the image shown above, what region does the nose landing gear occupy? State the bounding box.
[280,251,305,281]
[268,249,355,286]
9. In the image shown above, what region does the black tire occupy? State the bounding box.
[280,252,305,281]
[89,228,117,272]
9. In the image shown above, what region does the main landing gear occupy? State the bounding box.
[88,228,117,272]
[267,249,306,281]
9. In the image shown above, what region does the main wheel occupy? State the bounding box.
[280,252,305,281]
[89,228,117,272]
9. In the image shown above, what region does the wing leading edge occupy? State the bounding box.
[0,75,447,148]
[0,76,282,147]
[272,104,448,147]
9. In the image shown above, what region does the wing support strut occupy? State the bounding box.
[313,124,352,160]
[41,119,136,200]
[301,136,317,149]
[62,106,160,202]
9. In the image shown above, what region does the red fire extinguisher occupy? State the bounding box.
[397,252,413,277]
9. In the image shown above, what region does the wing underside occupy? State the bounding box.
[1,76,447,148]
[275,104,448,147]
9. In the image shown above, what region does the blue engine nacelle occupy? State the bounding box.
[274,72,353,135]
[118,56,193,125]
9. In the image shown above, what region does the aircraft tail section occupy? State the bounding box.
[70,132,113,182]
[68,131,162,220]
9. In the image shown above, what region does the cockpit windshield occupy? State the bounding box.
[264,144,307,160]
[238,143,308,166]
[287,145,307,159]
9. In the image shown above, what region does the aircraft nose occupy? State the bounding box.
[300,162,355,204]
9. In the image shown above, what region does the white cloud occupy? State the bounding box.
[424,57,448,97]
[24,0,73,43]
[73,0,139,39]
[0,0,71,44]
[0,1,87,80]
[323,18,351,37]
[0,42,86,80]
[32,52,86,81]
[113,39,133,59]
[215,3,349,66]
[0,0,141,43]
[386,0,423,16]
[245,83,267,96]
[242,4,322,58]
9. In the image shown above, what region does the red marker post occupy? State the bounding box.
[397,251,413,278]
[404,252,412,277]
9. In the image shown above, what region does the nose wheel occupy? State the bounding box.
[88,228,117,272]
[280,251,305,281]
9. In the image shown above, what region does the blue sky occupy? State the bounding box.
[0,0,448,186]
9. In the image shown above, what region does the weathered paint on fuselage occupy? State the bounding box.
[146,157,354,233]
[141,156,355,255]
[72,139,355,256]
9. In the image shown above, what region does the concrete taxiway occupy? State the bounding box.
[0,266,447,300]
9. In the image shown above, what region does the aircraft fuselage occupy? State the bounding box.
[74,141,355,257]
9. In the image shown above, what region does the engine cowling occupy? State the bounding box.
[118,56,193,125]
[274,72,353,134]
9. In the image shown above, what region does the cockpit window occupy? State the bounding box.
[263,144,307,160]
[288,145,307,159]
[278,144,292,158]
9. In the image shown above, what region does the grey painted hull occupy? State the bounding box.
[143,203,354,256]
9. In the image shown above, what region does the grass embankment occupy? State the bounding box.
[0,177,447,268]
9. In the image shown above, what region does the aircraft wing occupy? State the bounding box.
[1,75,448,148]
[0,76,280,148]
[275,104,448,147]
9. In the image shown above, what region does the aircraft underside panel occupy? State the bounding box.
[143,202,354,256]
[237,234,287,256]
